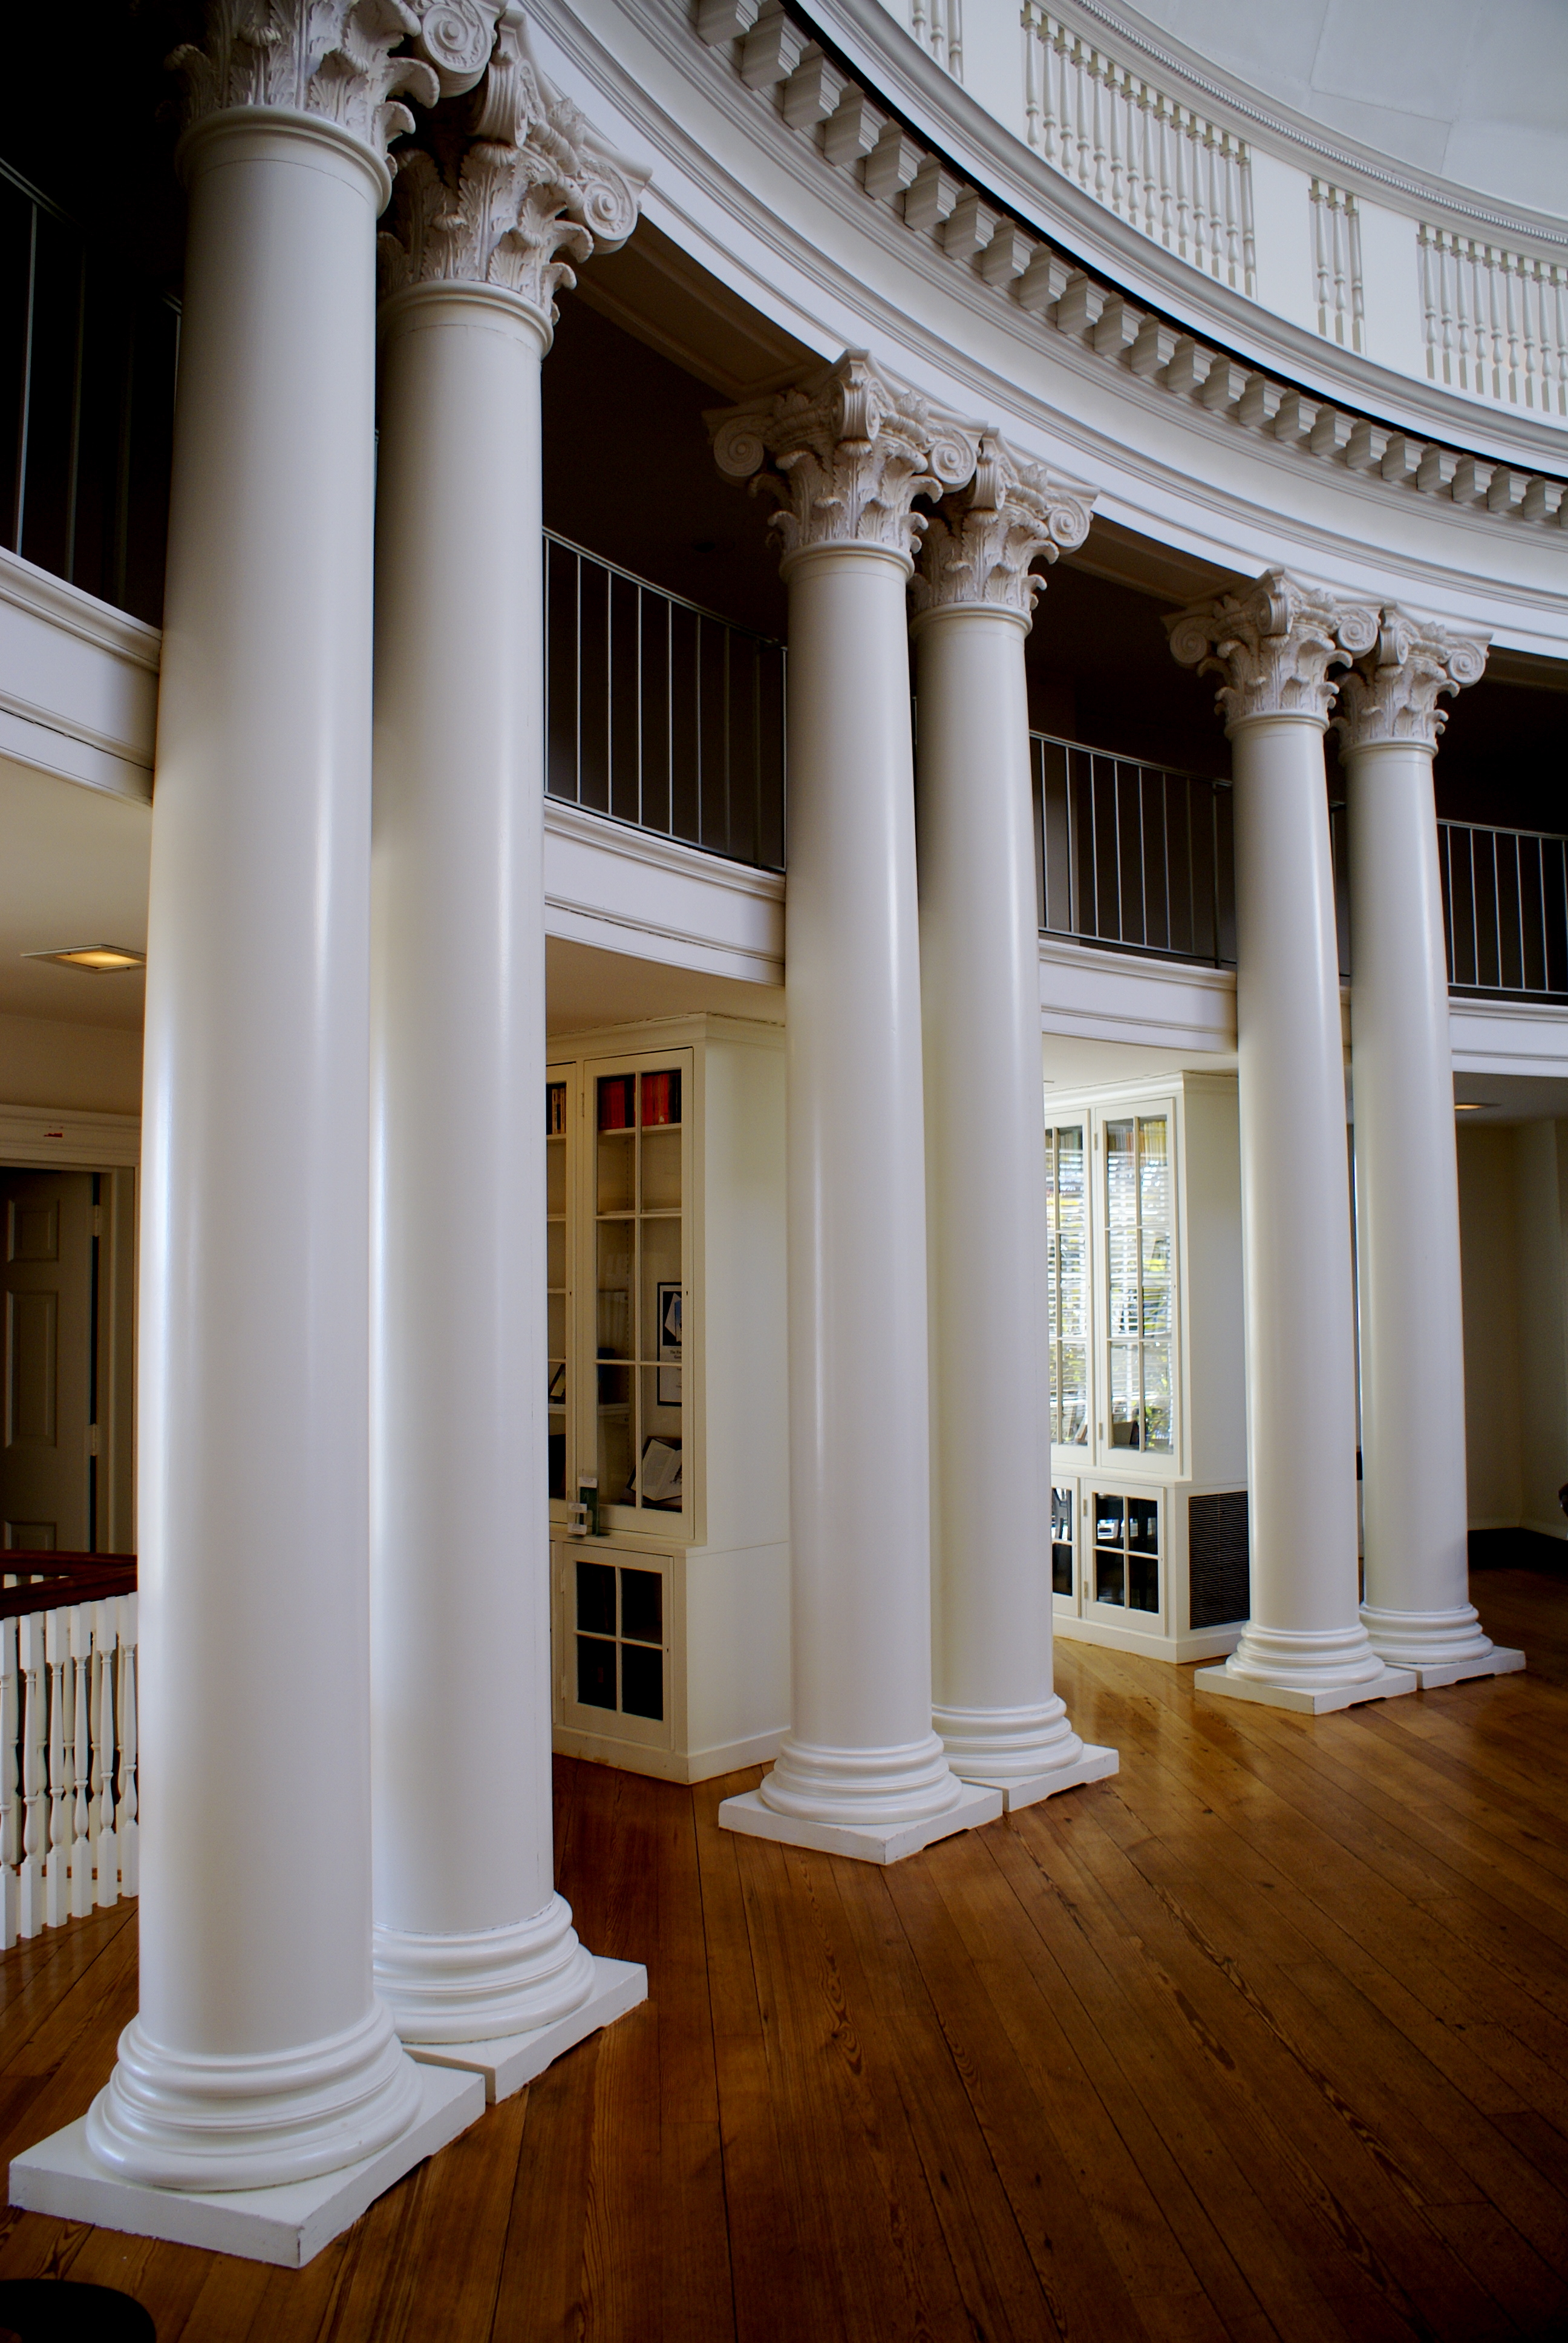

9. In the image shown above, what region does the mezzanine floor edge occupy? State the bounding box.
[2,1565,1568,2341]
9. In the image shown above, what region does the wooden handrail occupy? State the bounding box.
[1,1551,137,1622]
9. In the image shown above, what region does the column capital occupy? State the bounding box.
[171,1,503,175]
[378,18,646,316]
[1331,609,1490,753]
[910,434,1094,621]
[708,352,980,570]
[1165,568,1380,733]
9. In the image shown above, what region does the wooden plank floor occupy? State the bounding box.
[4,1568,1568,2340]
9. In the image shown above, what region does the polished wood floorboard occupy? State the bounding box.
[4,1570,1568,2339]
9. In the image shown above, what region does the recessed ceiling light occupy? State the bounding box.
[24,944,146,973]
[1455,1101,1491,1112]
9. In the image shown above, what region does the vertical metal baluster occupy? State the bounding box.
[1066,742,1079,936]
[13,202,38,555]
[605,555,614,818]
[64,247,86,583]
[1514,831,1526,991]
[666,594,674,841]
[573,546,583,807]
[1469,827,1481,989]
[542,537,552,795]
[635,581,645,833]
[723,621,733,857]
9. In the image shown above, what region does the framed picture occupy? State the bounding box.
[656,1280,682,1406]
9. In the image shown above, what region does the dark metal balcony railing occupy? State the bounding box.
[544,531,786,873]
[1033,732,1236,968]
[1440,821,1568,1000]
[1,162,178,628]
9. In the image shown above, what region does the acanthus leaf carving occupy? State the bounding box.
[1165,568,1378,732]
[377,15,647,315]
[168,0,497,163]
[1330,609,1490,752]
[910,431,1094,618]
[708,351,981,567]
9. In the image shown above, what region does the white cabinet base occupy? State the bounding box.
[1054,1611,1244,1666]
[717,1780,1002,1865]
[8,2063,483,2270]
[405,1956,647,2103]
[1195,1659,1417,1713]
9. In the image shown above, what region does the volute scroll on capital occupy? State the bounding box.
[169,0,506,169]
[708,352,982,569]
[377,16,647,315]
[910,433,1095,621]
[1330,611,1491,754]
[1165,568,1380,734]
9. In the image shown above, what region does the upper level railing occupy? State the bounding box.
[544,531,786,873]
[1440,821,1568,1001]
[1,162,177,626]
[1033,731,1235,967]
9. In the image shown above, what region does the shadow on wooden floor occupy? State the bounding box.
[4,1570,1568,2341]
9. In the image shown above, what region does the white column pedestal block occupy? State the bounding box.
[1195,1659,1417,1714]
[403,1957,647,2104]
[8,2065,483,2270]
[1410,1649,1526,1690]
[719,1779,1002,1865]
[958,1743,1120,1812]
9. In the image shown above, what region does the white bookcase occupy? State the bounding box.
[545,1013,790,1780]
[1044,1070,1249,1663]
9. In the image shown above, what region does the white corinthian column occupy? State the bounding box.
[912,438,1119,1806]
[371,23,648,2097]
[710,355,1003,1861]
[1335,615,1524,1687]
[10,2,502,2261]
[1168,574,1416,1714]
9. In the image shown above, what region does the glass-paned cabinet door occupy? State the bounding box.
[1088,1489,1162,1618]
[588,1050,693,1536]
[546,1065,573,1515]
[1045,1123,1089,1449]
[1103,1111,1174,1455]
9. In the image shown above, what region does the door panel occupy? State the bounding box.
[2,1170,93,1551]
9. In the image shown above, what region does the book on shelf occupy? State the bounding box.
[598,1073,635,1132]
[546,1081,566,1136]
[641,1069,680,1127]
[634,1437,682,1507]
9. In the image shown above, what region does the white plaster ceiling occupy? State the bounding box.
[0,760,151,1031]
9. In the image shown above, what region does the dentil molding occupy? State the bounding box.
[378,15,647,310]
[912,431,1094,616]
[1166,568,1380,731]
[1331,611,1491,753]
[709,348,980,563]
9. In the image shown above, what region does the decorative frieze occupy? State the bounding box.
[170,0,500,163]
[1165,569,1379,731]
[1331,611,1489,752]
[709,351,979,566]
[911,433,1093,617]
[378,18,645,312]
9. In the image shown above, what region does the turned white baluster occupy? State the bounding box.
[94,1600,119,1907]
[44,1607,68,1928]
[70,1605,93,1918]
[1,1616,18,1950]
[18,1613,44,1938]
[115,1593,137,1899]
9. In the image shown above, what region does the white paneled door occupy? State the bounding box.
[1,1170,93,1551]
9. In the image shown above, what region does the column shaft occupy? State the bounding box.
[915,600,1113,1804]
[91,113,420,2186]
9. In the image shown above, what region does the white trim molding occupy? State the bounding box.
[0,1104,142,1168]
[543,796,785,983]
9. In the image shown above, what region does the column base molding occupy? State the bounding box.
[952,1742,1120,1812]
[374,1894,595,2046]
[1195,1658,1417,1714]
[8,2063,483,2270]
[718,1780,1002,1865]
[403,1956,647,2103]
[1360,1602,1524,1686]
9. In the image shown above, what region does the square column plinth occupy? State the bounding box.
[959,1743,1120,1813]
[1195,1660,1417,1715]
[10,2063,483,2270]
[719,1780,1002,1864]
[403,1956,647,2103]
[1411,1648,1526,1691]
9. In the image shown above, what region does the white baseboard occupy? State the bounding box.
[552,1723,785,1785]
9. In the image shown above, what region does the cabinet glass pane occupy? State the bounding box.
[589,1059,689,1525]
[1045,1124,1089,1446]
[597,1129,634,1213]
[1094,1488,1125,1605]
[1101,1110,1174,1455]
[1050,1482,1074,1598]
[641,1128,681,1211]
[576,1636,616,1709]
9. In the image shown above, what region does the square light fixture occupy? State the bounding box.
[24,943,146,972]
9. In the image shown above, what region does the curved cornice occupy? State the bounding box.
[1053,0,1568,252]
[801,0,1568,479]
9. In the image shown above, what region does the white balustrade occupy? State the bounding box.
[911,0,963,79]
[1311,180,1364,352]
[1418,224,1568,416]
[1022,5,1255,295]
[0,1591,137,1950]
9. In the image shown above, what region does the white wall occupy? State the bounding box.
[0,1013,143,1117]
